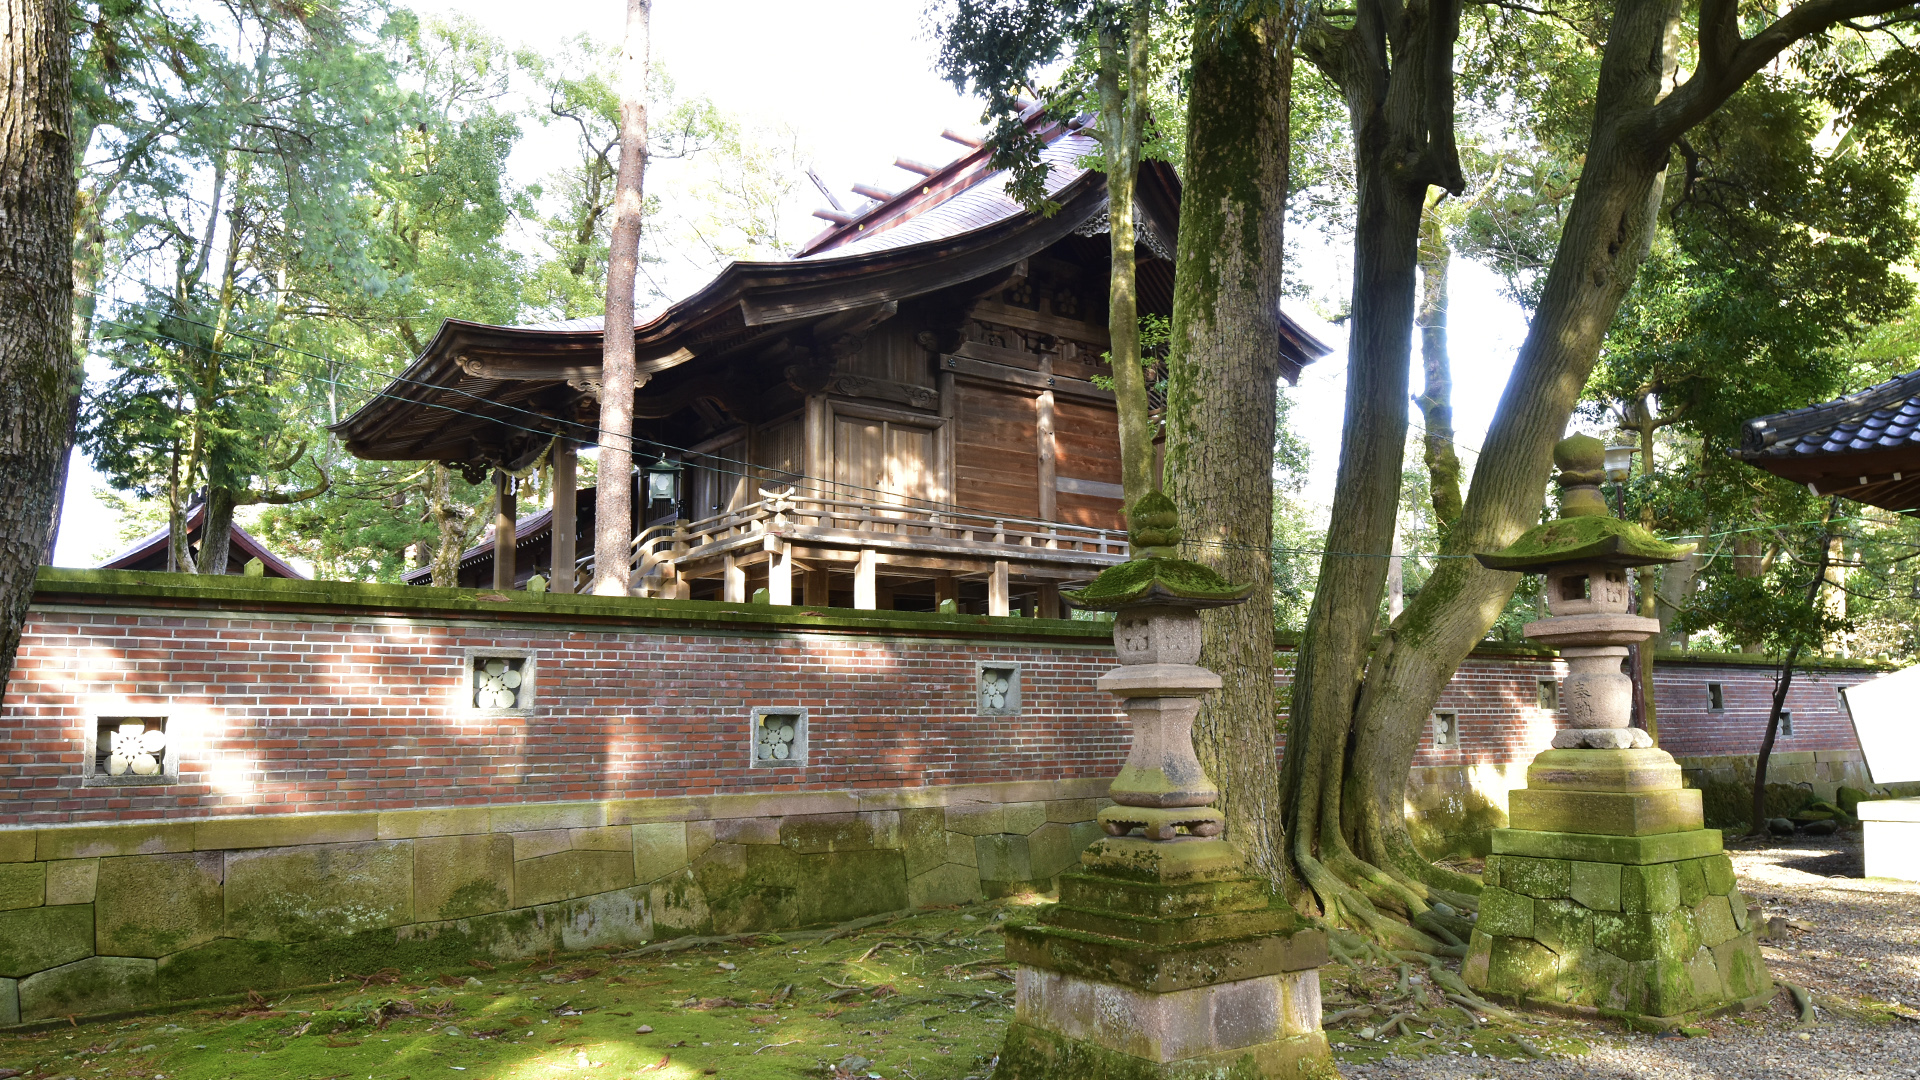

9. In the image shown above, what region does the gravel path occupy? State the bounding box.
[1360,834,1920,1078]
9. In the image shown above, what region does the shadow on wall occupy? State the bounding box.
[1405,763,1526,860]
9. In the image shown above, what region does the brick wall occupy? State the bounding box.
[0,571,1887,829]
[1,609,1130,827]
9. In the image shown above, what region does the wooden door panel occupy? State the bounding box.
[886,424,935,506]
[1055,491,1125,530]
[834,416,885,501]
[1053,400,1123,485]
[955,381,1039,519]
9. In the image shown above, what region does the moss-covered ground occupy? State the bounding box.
[0,895,1596,1080]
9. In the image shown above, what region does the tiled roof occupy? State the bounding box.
[1740,370,1920,460]
[1739,369,1920,511]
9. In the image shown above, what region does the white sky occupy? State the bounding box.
[54,0,1535,567]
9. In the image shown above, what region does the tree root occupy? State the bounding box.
[1322,1005,1374,1028]
[1786,982,1817,1028]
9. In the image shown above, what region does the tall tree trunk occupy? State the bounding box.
[428,464,466,587]
[1286,0,1467,947]
[44,194,102,563]
[195,486,238,575]
[1098,3,1155,509]
[1750,500,1838,836]
[592,0,650,596]
[0,0,74,684]
[1415,190,1462,527]
[1164,9,1292,888]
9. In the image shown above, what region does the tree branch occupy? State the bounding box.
[1649,0,1920,149]
[1299,10,1353,84]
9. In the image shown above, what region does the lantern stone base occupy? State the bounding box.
[1463,770,1772,1023]
[994,838,1332,1079]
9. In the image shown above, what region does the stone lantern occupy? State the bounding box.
[992,493,1330,1079]
[1464,435,1772,1024]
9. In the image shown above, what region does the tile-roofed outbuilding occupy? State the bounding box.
[1739,369,1920,511]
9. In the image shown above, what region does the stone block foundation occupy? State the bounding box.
[0,780,1108,1026]
[1463,829,1771,1022]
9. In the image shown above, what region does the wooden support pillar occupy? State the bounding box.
[804,393,831,500]
[937,368,956,507]
[493,469,517,591]
[989,560,1010,617]
[804,567,830,607]
[854,548,878,610]
[935,574,960,610]
[1037,583,1061,620]
[723,553,747,603]
[1036,360,1057,520]
[875,581,894,611]
[768,542,793,605]
[551,441,577,593]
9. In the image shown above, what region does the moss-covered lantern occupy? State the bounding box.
[1461,437,1771,1024]
[1476,435,1693,749]
[994,492,1331,1079]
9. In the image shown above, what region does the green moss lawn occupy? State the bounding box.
[0,897,1585,1080]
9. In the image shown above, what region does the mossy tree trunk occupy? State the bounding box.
[1416,190,1462,528]
[1286,0,1469,949]
[1281,0,1900,948]
[0,0,74,686]
[1098,2,1157,511]
[1164,9,1293,887]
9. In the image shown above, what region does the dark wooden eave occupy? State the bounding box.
[1739,368,1920,512]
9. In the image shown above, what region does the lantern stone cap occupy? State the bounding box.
[1476,514,1694,572]
[1065,491,1254,611]
[1096,663,1224,696]
[1522,613,1663,646]
[1064,557,1254,610]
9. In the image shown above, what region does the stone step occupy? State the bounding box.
[1056,870,1273,918]
[1508,787,1704,836]
[1491,826,1723,865]
[1038,902,1296,946]
[1525,748,1683,792]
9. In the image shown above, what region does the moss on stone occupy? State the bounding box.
[1126,491,1184,558]
[31,567,1115,644]
[95,852,224,958]
[225,841,414,942]
[1569,861,1623,912]
[1065,557,1253,611]
[1476,513,1694,571]
[1475,887,1535,939]
[0,863,44,911]
[1676,858,1708,909]
[1532,898,1595,953]
[18,956,155,1022]
[512,849,633,909]
[1499,856,1572,900]
[993,1019,1335,1079]
[1621,863,1681,913]
[1486,937,1559,997]
[691,845,905,934]
[0,905,93,978]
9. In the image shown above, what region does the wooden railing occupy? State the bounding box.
[602,486,1128,595]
